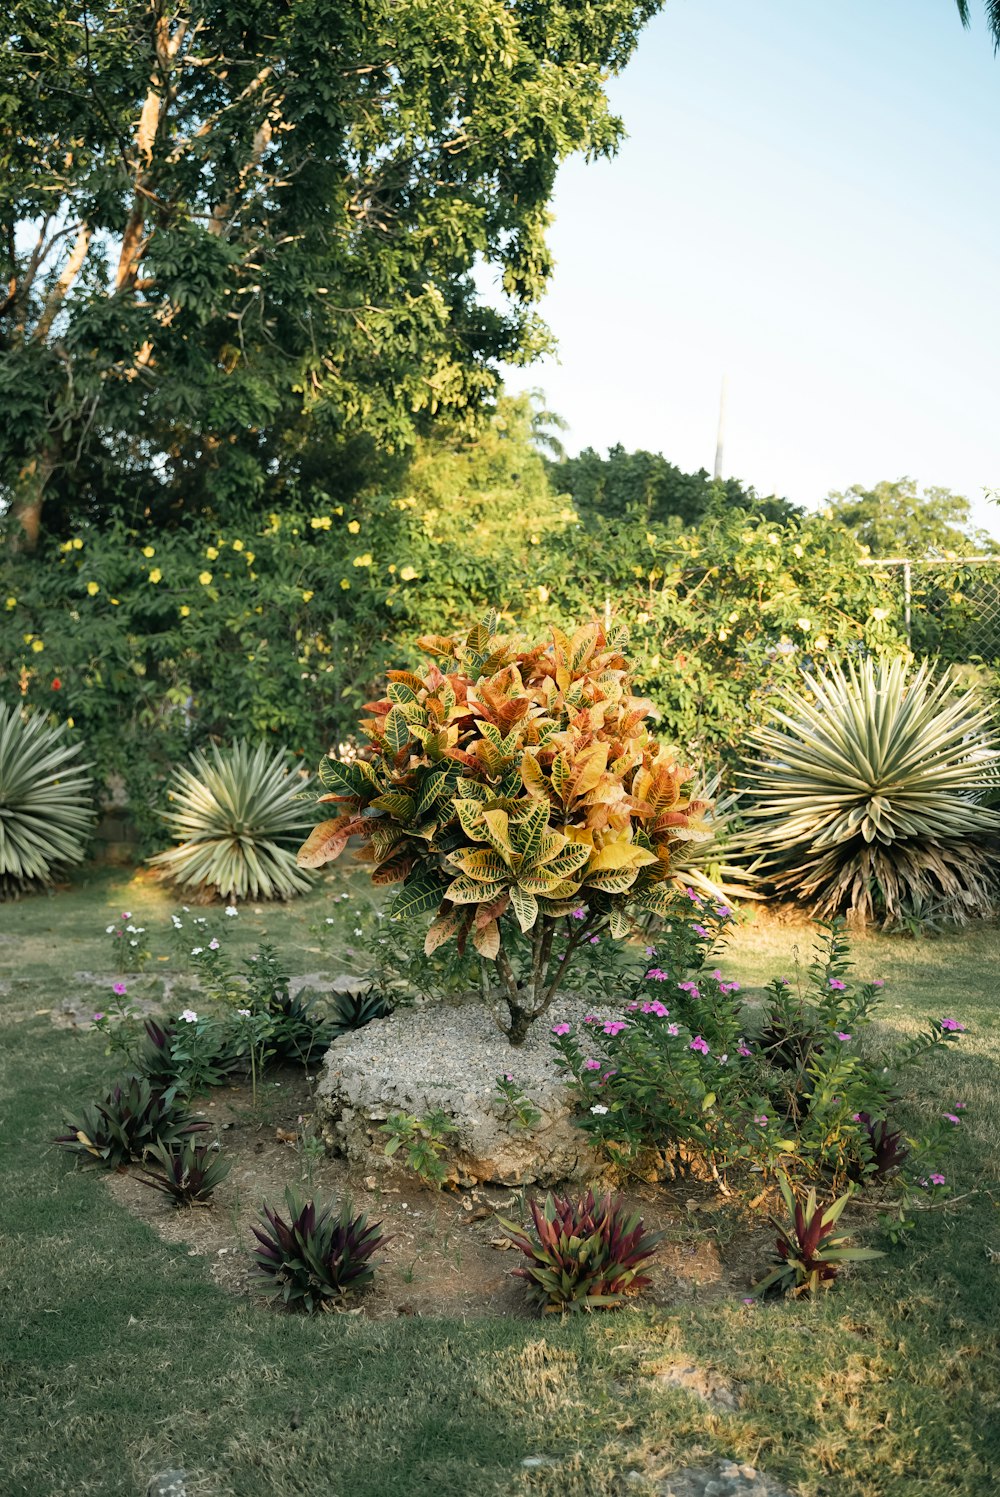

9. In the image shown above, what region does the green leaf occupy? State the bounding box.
[389,873,447,919]
[382,706,411,756]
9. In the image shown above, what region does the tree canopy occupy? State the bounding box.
[824,478,998,559]
[1,0,663,541]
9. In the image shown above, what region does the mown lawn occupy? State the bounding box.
[2,869,999,1497]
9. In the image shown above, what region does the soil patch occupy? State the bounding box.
[103,1064,772,1320]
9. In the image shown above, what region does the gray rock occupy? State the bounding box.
[146,1471,187,1497]
[314,998,609,1187]
[657,1462,798,1497]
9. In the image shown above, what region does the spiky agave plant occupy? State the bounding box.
[752,1177,883,1298]
[498,1189,664,1314]
[149,740,316,901]
[737,657,1000,927]
[252,1189,387,1312]
[0,704,96,897]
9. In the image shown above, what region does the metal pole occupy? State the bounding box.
[713,374,727,481]
[903,560,912,646]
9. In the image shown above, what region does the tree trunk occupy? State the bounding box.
[10,450,55,551]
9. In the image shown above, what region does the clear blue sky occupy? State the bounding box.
[497,0,1000,535]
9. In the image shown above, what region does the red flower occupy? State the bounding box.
[51,678,62,690]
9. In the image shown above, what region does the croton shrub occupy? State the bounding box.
[299,611,712,1042]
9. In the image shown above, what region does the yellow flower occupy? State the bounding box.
[334,505,344,516]
[244,551,255,565]
[646,532,657,547]
[22,633,33,643]
[353,553,372,568]
[537,585,550,603]
[71,538,83,550]
[636,610,649,625]
[347,520,361,534]
[340,578,351,591]
[5,597,15,610]
[813,635,829,650]
[142,545,155,558]
[302,590,314,602]
[558,507,578,522]
[199,571,212,586]
[767,533,779,545]
[205,546,219,560]
[31,639,44,652]
[148,568,162,584]
[310,516,332,530]
[399,565,418,581]
[872,607,890,621]
[59,541,74,553]
[529,533,540,545]
[179,605,190,618]
[67,717,74,727]
[388,564,397,574]
[728,610,739,623]
[718,628,729,641]
[110,598,120,606]
[796,617,811,631]
[632,565,644,578]
[86,581,100,596]
[232,539,244,552]
[792,544,804,558]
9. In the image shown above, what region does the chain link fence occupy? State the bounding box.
[860,557,1000,661]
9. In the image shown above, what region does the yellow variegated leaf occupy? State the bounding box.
[454,848,510,881]
[481,807,513,857]
[472,918,501,959]
[569,742,610,800]
[512,798,550,863]
[446,874,506,904]
[509,884,539,932]
[424,912,460,955]
[587,838,658,873]
[520,753,552,801]
[584,868,641,893]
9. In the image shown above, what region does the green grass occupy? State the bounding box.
[2,870,1000,1496]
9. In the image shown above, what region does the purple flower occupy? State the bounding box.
[851,1112,862,1121]
[753,1113,768,1127]
[685,888,703,905]
[583,1058,601,1071]
[583,1014,601,1025]
[943,1113,961,1125]
[716,905,732,919]
[626,1001,639,1011]
[588,935,600,945]
[689,1035,710,1055]
[571,908,585,919]
[720,981,741,995]
[835,1032,852,1043]
[829,979,846,991]
[645,946,656,957]
[939,1018,966,1032]
[741,1296,756,1306]
[92,1012,104,1022]
[646,967,669,981]
[504,1073,514,1083]
[112,981,127,996]
[872,978,884,988]
[603,1020,627,1036]
[551,1023,571,1036]
[692,924,708,937]
[666,1023,680,1036]
[737,1043,752,1058]
[954,1101,967,1109]
[208,937,220,951]
[930,1173,946,1186]
[678,980,700,997]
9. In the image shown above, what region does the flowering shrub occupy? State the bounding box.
[551,916,967,1198]
[299,610,712,1042]
[498,1189,663,1314]
[106,910,149,973]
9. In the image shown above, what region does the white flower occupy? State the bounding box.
[325,918,335,925]
[224,906,239,917]
[171,916,183,928]
[191,946,203,956]
[179,1009,198,1023]
[354,927,363,936]
[105,925,115,934]
[126,924,136,933]
[135,927,145,934]
[129,940,138,947]
[208,938,220,950]
[182,906,190,913]
[341,893,350,900]
[590,1104,609,1115]
[236,1008,251,1017]
[122,911,132,919]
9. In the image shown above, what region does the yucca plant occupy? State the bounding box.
[149,740,316,901]
[498,1189,664,1314]
[327,984,392,1039]
[0,704,96,897]
[752,1177,883,1298]
[55,1077,207,1167]
[252,1189,387,1312]
[138,1138,231,1206]
[737,658,1000,927]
